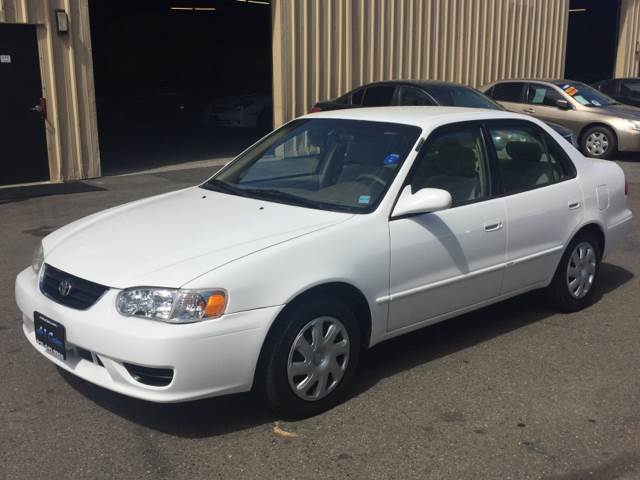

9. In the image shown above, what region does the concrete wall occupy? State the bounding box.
[616,0,640,77]
[0,0,100,182]
[272,0,570,126]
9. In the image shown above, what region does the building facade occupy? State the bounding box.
[1,0,639,185]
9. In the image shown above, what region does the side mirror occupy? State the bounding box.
[392,186,452,218]
[556,99,571,110]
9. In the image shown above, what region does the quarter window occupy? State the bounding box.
[488,125,572,194]
[490,82,525,103]
[408,127,489,206]
[351,88,365,105]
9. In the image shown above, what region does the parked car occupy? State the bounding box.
[482,79,640,159]
[593,78,640,108]
[16,107,631,417]
[311,80,578,148]
[203,93,273,130]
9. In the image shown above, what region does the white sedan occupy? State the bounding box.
[16,107,632,417]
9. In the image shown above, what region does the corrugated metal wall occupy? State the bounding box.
[272,0,570,125]
[616,0,640,77]
[0,0,99,182]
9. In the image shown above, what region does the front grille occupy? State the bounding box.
[124,363,174,387]
[40,264,109,310]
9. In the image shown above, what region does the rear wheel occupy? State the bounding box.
[257,296,361,418]
[547,231,601,312]
[581,126,617,159]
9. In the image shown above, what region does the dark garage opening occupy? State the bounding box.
[89,0,272,175]
[565,0,622,84]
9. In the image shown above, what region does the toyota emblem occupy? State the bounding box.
[58,280,72,297]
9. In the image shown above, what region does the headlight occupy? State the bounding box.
[32,242,44,274]
[627,119,640,131]
[116,288,227,323]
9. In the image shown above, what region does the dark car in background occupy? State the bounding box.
[311,80,577,148]
[593,78,640,108]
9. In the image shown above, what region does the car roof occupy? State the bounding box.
[351,80,475,90]
[301,106,537,130]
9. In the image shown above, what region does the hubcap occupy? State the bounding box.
[566,241,597,299]
[585,132,609,156]
[287,316,350,402]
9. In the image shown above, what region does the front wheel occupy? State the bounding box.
[581,126,617,159]
[256,296,361,418]
[547,232,601,312]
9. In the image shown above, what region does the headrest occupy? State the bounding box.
[506,141,542,163]
[435,146,478,178]
[345,140,380,166]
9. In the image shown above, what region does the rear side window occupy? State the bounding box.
[526,84,564,107]
[488,124,574,194]
[620,80,640,101]
[398,86,434,106]
[408,126,490,206]
[362,85,395,106]
[490,82,525,103]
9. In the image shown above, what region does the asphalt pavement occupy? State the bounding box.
[1,159,639,480]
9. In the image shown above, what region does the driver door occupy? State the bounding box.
[388,123,507,332]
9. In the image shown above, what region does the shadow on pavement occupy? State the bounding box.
[59,263,633,438]
[0,182,106,205]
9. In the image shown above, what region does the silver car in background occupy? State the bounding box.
[481,79,640,159]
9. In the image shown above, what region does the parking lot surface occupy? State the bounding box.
[1,159,639,480]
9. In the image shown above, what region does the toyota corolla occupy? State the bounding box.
[15,107,632,417]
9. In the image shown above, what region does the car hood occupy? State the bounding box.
[597,103,640,119]
[43,187,352,289]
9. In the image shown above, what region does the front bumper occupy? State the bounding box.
[15,267,282,402]
[616,128,640,152]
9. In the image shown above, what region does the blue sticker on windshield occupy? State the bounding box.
[383,153,400,165]
[358,195,371,204]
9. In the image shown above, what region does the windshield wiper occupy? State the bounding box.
[240,188,323,209]
[201,179,247,196]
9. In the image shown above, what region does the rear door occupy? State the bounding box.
[485,120,583,294]
[0,23,49,185]
[487,82,526,112]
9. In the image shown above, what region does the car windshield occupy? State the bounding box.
[424,85,503,110]
[555,81,618,107]
[202,118,421,213]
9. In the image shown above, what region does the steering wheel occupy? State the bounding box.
[355,173,386,189]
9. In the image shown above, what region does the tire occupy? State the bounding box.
[256,296,361,418]
[546,231,601,312]
[580,126,617,159]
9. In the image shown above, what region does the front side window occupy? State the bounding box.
[526,84,564,107]
[205,118,421,213]
[361,85,395,106]
[408,126,489,206]
[488,124,573,194]
[490,82,525,103]
[425,85,502,110]
[398,86,434,106]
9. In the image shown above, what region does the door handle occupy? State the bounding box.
[523,108,535,114]
[484,220,503,232]
[568,201,581,210]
